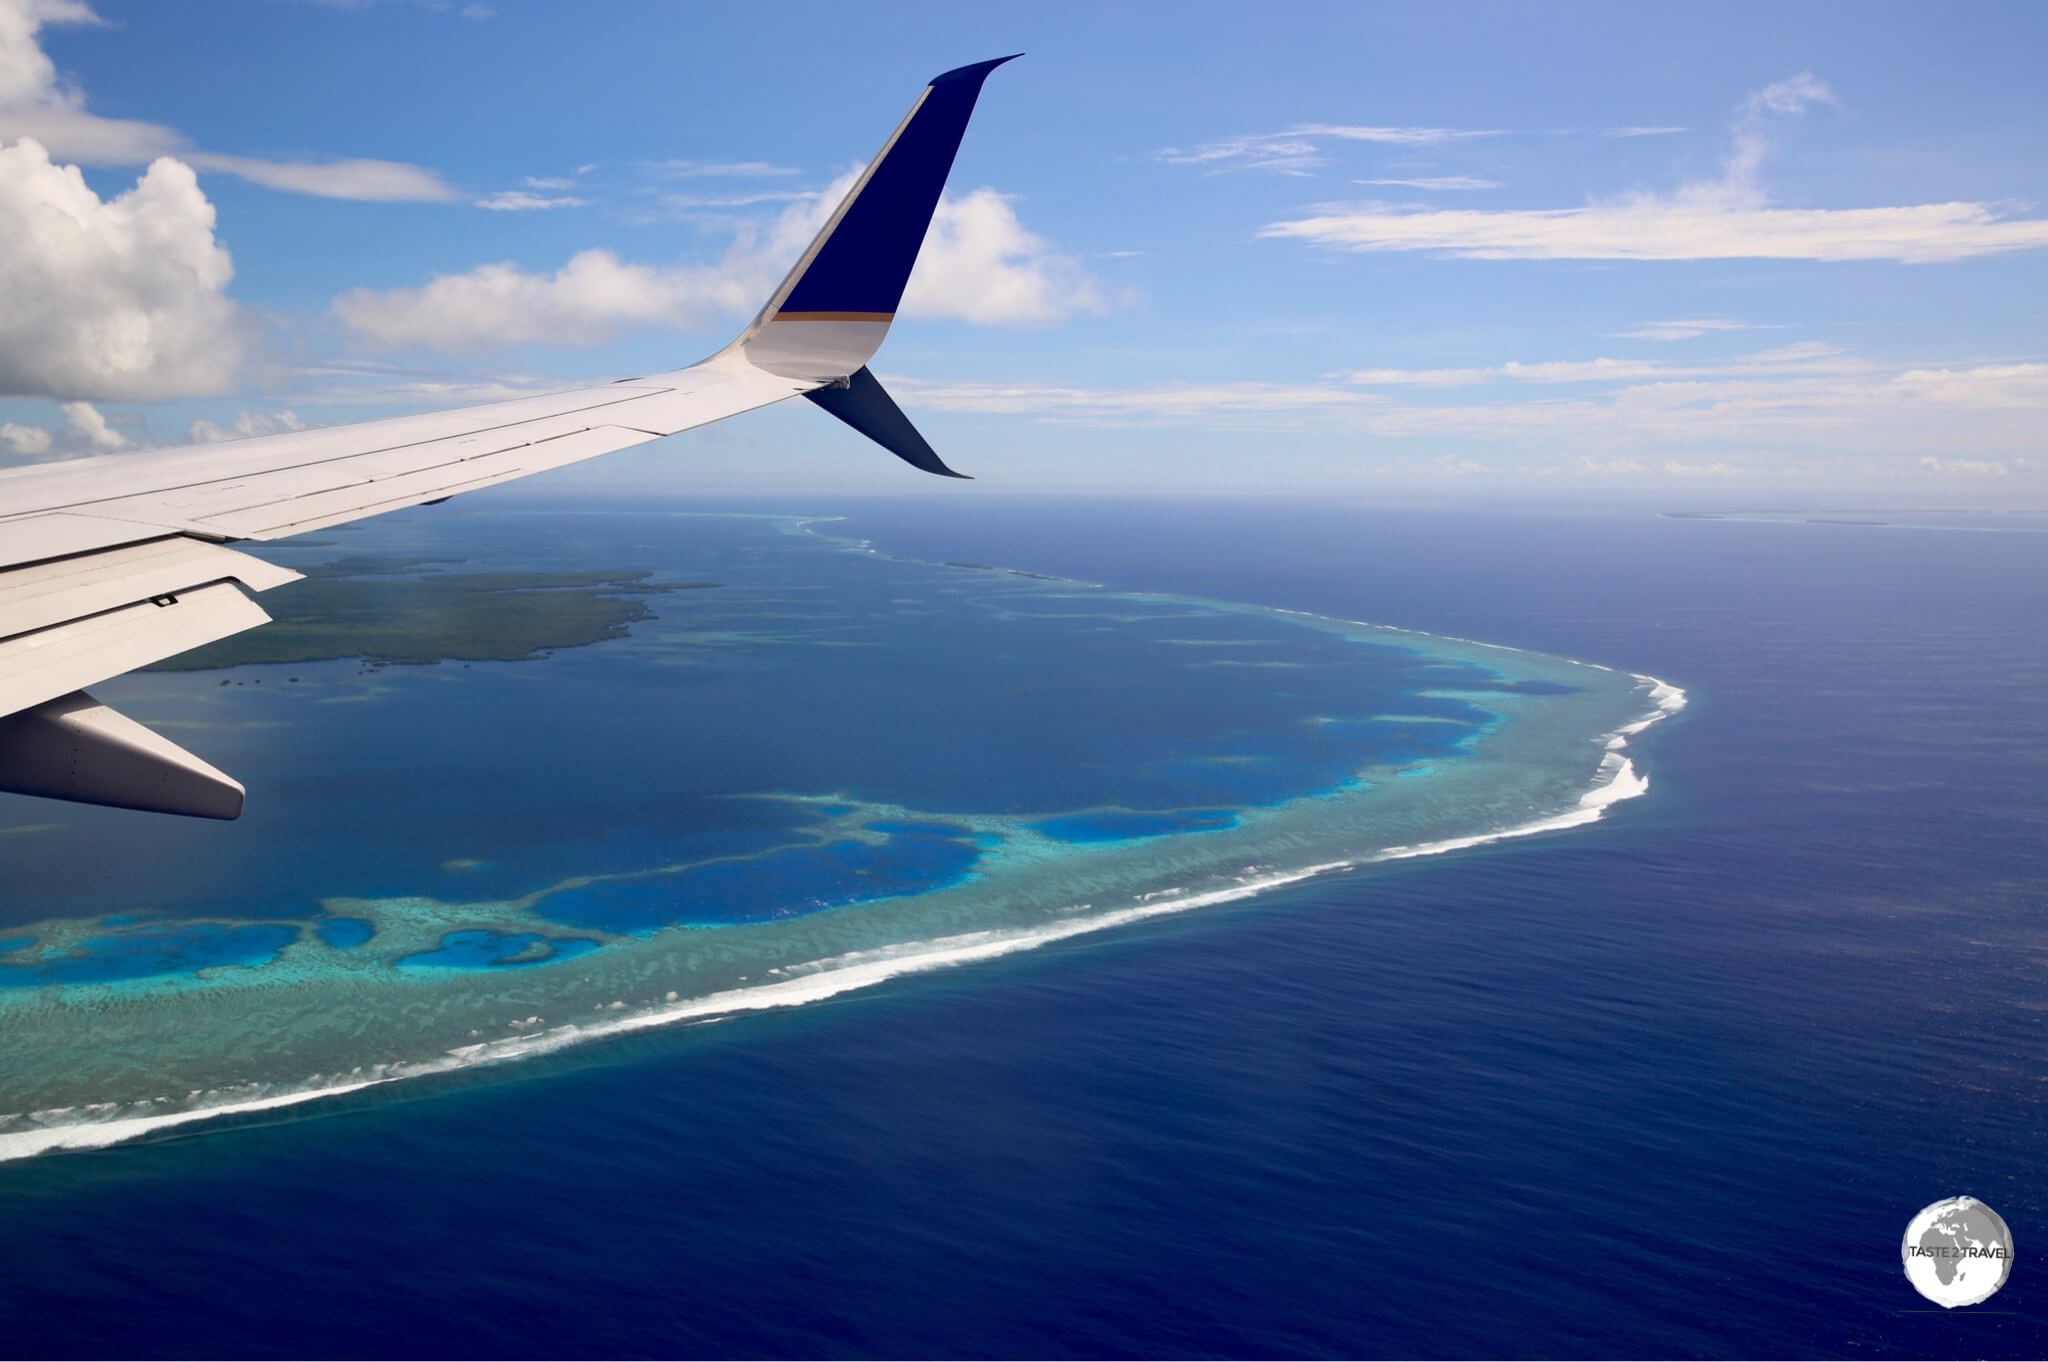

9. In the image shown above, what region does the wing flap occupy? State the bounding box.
[0,513,180,570]
[0,581,270,717]
[0,537,299,642]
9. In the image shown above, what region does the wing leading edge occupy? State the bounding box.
[0,57,1017,819]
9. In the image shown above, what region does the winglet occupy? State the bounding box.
[804,368,970,479]
[735,55,1020,384]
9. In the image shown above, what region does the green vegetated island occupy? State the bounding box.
[152,554,720,670]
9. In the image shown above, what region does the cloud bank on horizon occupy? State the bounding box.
[0,0,2042,500]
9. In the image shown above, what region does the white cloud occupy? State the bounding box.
[523,176,576,190]
[334,249,731,350]
[1160,124,1499,175]
[1354,175,1500,191]
[884,347,2048,482]
[886,376,1374,428]
[184,152,454,201]
[1601,126,1687,138]
[188,408,306,443]
[0,0,457,200]
[0,419,49,454]
[1260,72,2048,263]
[1611,317,1760,342]
[0,399,129,459]
[660,189,817,210]
[1263,200,2048,265]
[1920,456,2028,476]
[475,189,589,211]
[61,398,125,448]
[899,187,1105,326]
[650,159,801,179]
[1336,346,1855,388]
[0,137,241,398]
[336,170,1105,351]
[1341,357,1676,386]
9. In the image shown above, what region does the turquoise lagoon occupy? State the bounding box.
[0,510,1678,1157]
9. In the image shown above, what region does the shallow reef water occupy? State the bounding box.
[0,510,1674,1158]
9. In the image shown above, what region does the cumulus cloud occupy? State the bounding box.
[898,187,1105,325]
[0,138,241,398]
[188,408,306,443]
[334,248,746,350]
[1259,73,2048,263]
[0,0,457,200]
[0,419,50,455]
[0,399,128,459]
[60,397,125,448]
[336,169,1105,351]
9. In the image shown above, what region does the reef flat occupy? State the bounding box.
[0,511,1680,1158]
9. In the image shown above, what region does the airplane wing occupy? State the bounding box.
[0,56,1017,820]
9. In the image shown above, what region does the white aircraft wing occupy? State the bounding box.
[0,55,1016,819]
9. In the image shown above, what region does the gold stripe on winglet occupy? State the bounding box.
[773,310,895,323]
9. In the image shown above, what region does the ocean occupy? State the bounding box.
[0,496,2040,1358]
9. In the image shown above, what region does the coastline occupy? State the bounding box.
[0,517,1686,1164]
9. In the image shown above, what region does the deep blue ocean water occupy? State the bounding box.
[0,497,2042,1358]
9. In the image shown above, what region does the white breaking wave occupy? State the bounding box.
[0,630,1686,1162]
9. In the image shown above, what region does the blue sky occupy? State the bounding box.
[2,0,2044,503]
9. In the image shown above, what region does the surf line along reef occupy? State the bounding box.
[0,512,1683,1159]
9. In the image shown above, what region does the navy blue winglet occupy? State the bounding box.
[774,55,1021,320]
[804,367,970,479]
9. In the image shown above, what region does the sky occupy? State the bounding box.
[1,0,2045,505]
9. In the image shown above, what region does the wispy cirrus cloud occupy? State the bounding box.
[474,189,589,211]
[1610,317,1767,342]
[1159,123,1501,175]
[1260,73,2048,263]
[1354,175,1500,191]
[0,0,459,200]
[659,188,820,210]
[887,377,1374,428]
[886,345,2048,481]
[648,159,802,180]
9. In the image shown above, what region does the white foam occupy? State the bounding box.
[0,652,1686,1165]
[1370,672,1679,863]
